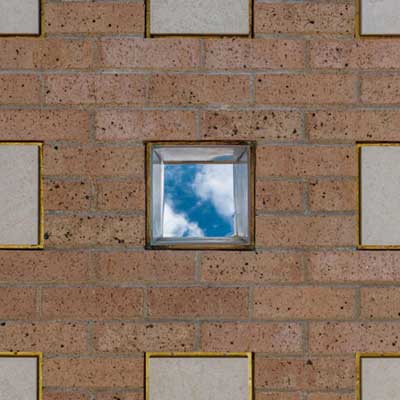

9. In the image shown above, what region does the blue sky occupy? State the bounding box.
[163,164,235,238]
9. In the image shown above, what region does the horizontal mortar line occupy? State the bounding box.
[256,211,356,217]
[250,353,356,360]
[254,33,355,40]
[45,210,145,217]
[43,353,144,359]
[310,68,400,74]
[45,33,145,40]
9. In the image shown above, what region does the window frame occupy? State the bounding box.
[145,140,256,251]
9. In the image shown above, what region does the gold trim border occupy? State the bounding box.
[355,0,400,38]
[145,0,254,38]
[357,142,400,250]
[144,140,256,251]
[0,141,44,250]
[145,352,253,400]
[0,352,42,400]
[356,352,400,400]
[0,0,45,38]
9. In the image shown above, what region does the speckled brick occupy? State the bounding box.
[43,393,90,400]
[45,216,145,248]
[45,74,147,106]
[255,357,354,390]
[0,110,90,142]
[94,252,195,283]
[46,3,144,35]
[96,180,144,211]
[201,110,302,141]
[0,322,88,354]
[201,252,304,284]
[256,216,356,248]
[309,322,400,354]
[361,75,400,104]
[307,394,353,400]
[0,252,90,283]
[148,287,248,319]
[0,75,40,105]
[44,146,144,177]
[95,110,196,141]
[310,40,400,70]
[93,322,196,352]
[200,322,303,353]
[254,3,354,35]
[96,393,142,400]
[204,39,305,70]
[44,358,143,388]
[308,179,356,211]
[98,38,200,69]
[42,287,143,320]
[361,288,400,319]
[255,74,357,105]
[253,287,355,320]
[308,251,400,283]
[257,394,300,400]
[45,180,92,211]
[256,181,304,211]
[257,146,355,177]
[307,110,400,141]
[0,288,37,319]
[148,74,251,105]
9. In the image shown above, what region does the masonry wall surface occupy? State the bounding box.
[0,0,398,399]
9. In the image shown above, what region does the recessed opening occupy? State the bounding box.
[146,142,255,250]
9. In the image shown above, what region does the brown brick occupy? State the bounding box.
[44,146,144,177]
[44,74,147,106]
[255,357,354,390]
[0,322,88,354]
[0,288,37,319]
[98,38,200,69]
[309,322,400,354]
[307,394,353,400]
[257,394,301,400]
[254,3,354,35]
[361,75,400,104]
[253,287,355,320]
[256,181,304,211]
[204,39,305,70]
[308,179,356,212]
[44,358,143,388]
[0,110,89,142]
[43,393,90,400]
[93,322,196,352]
[256,146,355,177]
[201,110,302,141]
[148,74,250,105]
[255,74,356,105]
[0,252,90,283]
[45,180,92,211]
[95,110,196,141]
[46,3,144,34]
[201,252,304,284]
[95,252,195,283]
[311,40,400,70]
[96,393,142,400]
[256,216,356,248]
[307,110,400,141]
[0,75,40,105]
[308,251,400,283]
[45,216,145,248]
[96,180,144,211]
[42,287,143,320]
[148,287,248,319]
[201,322,303,353]
[361,288,400,319]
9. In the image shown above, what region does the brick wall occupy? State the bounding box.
[1,0,398,399]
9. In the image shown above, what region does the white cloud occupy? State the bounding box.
[193,164,234,219]
[163,202,204,238]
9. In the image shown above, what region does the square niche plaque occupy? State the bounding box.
[357,143,400,249]
[146,353,253,400]
[357,353,400,400]
[0,0,41,36]
[0,142,43,249]
[358,0,400,36]
[146,0,252,37]
[0,353,42,400]
[145,141,255,250]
